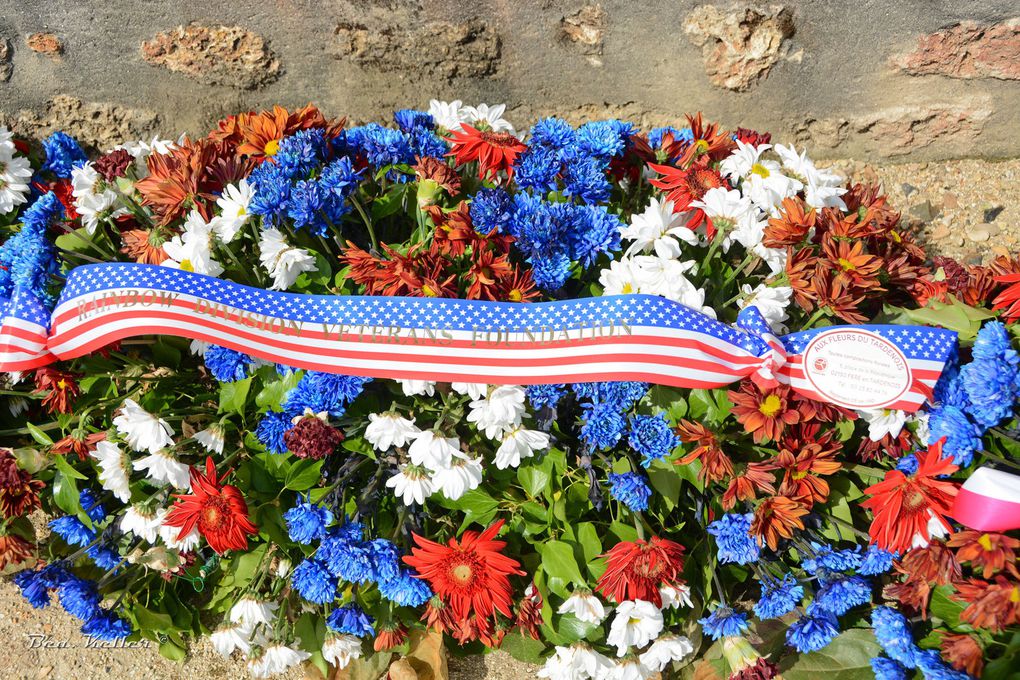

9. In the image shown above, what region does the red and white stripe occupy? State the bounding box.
[0,315,52,372]
[951,466,1020,532]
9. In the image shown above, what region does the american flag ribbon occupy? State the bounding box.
[0,263,956,412]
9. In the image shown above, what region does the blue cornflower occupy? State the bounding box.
[408,128,447,159]
[0,192,62,299]
[895,455,919,475]
[291,558,338,604]
[872,606,920,669]
[287,179,329,235]
[87,545,122,571]
[973,321,1018,361]
[368,539,401,583]
[42,132,87,178]
[928,406,981,467]
[285,371,372,416]
[526,383,567,410]
[608,472,652,512]
[348,124,414,172]
[248,162,292,221]
[933,366,969,410]
[13,568,53,608]
[871,656,908,680]
[814,574,872,616]
[393,109,434,133]
[275,129,329,177]
[378,569,433,607]
[574,381,647,409]
[469,187,514,233]
[78,488,106,523]
[915,649,971,680]
[698,605,749,640]
[49,516,96,548]
[81,609,132,640]
[320,156,362,198]
[316,526,374,583]
[961,356,1018,429]
[707,513,760,565]
[256,410,292,454]
[561,150,611,204]
[284,499,333,545]
[576,120,631,158]
[802,541,861,574]
[204,344,255,382]
[327,604,374,637]
[580,401,628,450]
[514,146,561,193]
[754,574,803,619]
[569,205,622,267]
[858,545,897,576]
[786,610,840,653]
[529,251,574,291]
[58,576,102,621]
[529,118,576,149]
[628,414,680,466]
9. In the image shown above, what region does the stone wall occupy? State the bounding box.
[0,1,1018,160]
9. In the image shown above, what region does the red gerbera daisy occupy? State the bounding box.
[992,271,1020,321]
[446,125,527,183]
[861,440,959,553]
[403,519,524,621]
[163,457,257,554]
[595,536,685,606]
[647,159,727,234]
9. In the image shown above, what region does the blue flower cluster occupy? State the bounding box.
[346,112,446,181]
[513,118,632,205]
[0,192,63,302]
[707,513,760,565]
[699,604,749,640]
[46,489,122,571]
[203,344,256,382]
[327,604,375,637]
[248,129,363,235]
[470,189,622,291]
[284,497,334,544]
[14,565,131,640]
[607,472,651,511]
[628,413,680,466]
[290,520,431,609]
[572,381,649,451]
[256,370,372,453]
[41,132,87,178]
[754,574,803,619]
[526,383,568,410]
[870,606,969,679]
[929,321,1019,466]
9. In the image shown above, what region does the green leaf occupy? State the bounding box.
[442,489,499,529]
[285,458,323,490]
[53,453,87,480]
[930,584,966,629]
[26,422,54,446]
[134,603,174,633]
[888,296,994,344]
[158,640,187,662]
[518,460,552,499]
[539,540,586,588]
[499,630,547,664]
[780,628,883,680]
[575,523,602,567]
[255,370,301,410]
[219,377,253,415]
[647,459,682,510]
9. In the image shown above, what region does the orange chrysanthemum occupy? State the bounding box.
[135,137,226,225]
[728,381,800,444]
[446,125,527,182]
[669,113,735,168]
[721,461,776,510]
[940,633,984,677]
[676,419,733,484]
[235,104,337,160]
[120,228,169,265]
[750,494,809,550]
[403,519,524,622]
[821,237,883,290]
[861,440,958,553]
[51,431,106,462]
[764,197,816,248]
[953,576,1020,632]
[0,534,34,570]
[32,367,79,415]
[947,530,1020,579]
[595,536,685,606]
[373,622,408,652]
[0,448,44,519]
[163,457,257,554]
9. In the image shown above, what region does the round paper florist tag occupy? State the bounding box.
[801,329,912,409]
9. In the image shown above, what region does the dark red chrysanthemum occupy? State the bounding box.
[446,125,527,183]
[283,415,344,460]
[861,440,958,553]
[0,448,44,519]
[164,457,257,554]
[33,367,80,415]
[595,536,685,606]
[0,534,34,570]
[403,519,524,622]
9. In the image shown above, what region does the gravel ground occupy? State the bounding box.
[1,157,1017,680]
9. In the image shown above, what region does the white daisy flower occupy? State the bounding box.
[119,505,162,543]
[210,621,254,657]
[604,659,655,680]
[428,99,467,132]
[658,583,693,610]
[322,633,363,670]
[557,590,607,625]
[774,143,846,210]
[599,258,643,296]
[162,209,224,276]
[466,385,527,439]
[90,441,132,503]
[159,515,200,552]
[621,197,698,259]
[398,379,436,397]
[114,398,175,454]
[408,431,462,470]
[248,644,310,678]
[639,635,694,672]
[258,227,317,290]
[495,426,550,470]
[365,412,420,451]
[432,455,483,501]
[0,126,16,156]
[537,644,614,680]
[0,148,33,215]
[691,186,755,234]
[461,103,514,134]
[210,179,253,243]
[113,136,177,179]
[606,600,664,657]
[386,464,435,506]
[133,450,191,489]
[71,162,125,234]
[451,382,488,400]
[859,408,909,442]
[229,597,279,628]
[738,284,793,331]
[193,423,225,455]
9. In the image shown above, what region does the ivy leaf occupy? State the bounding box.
[538,540,586,588]
[518,460,552,499]
[647,459,682,510]
[219,377,253,415]
[158,640,187,662]
[255,370,301,411]
[133,603,174,633]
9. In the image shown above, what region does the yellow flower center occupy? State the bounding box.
[422,284,438,297]
[507,288,523,302]
[750,163,771,179]
[621,282,635,294]
[759,394,782,417]
[693,139,710,155]
[451,563,473,585]
[179,259,195,272]
[838,258,856,271]
[56,379,67,390]
[792,470,808,480]
[978,533,994,551]
[264,139,280,156]
[1012,586,1020,604]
